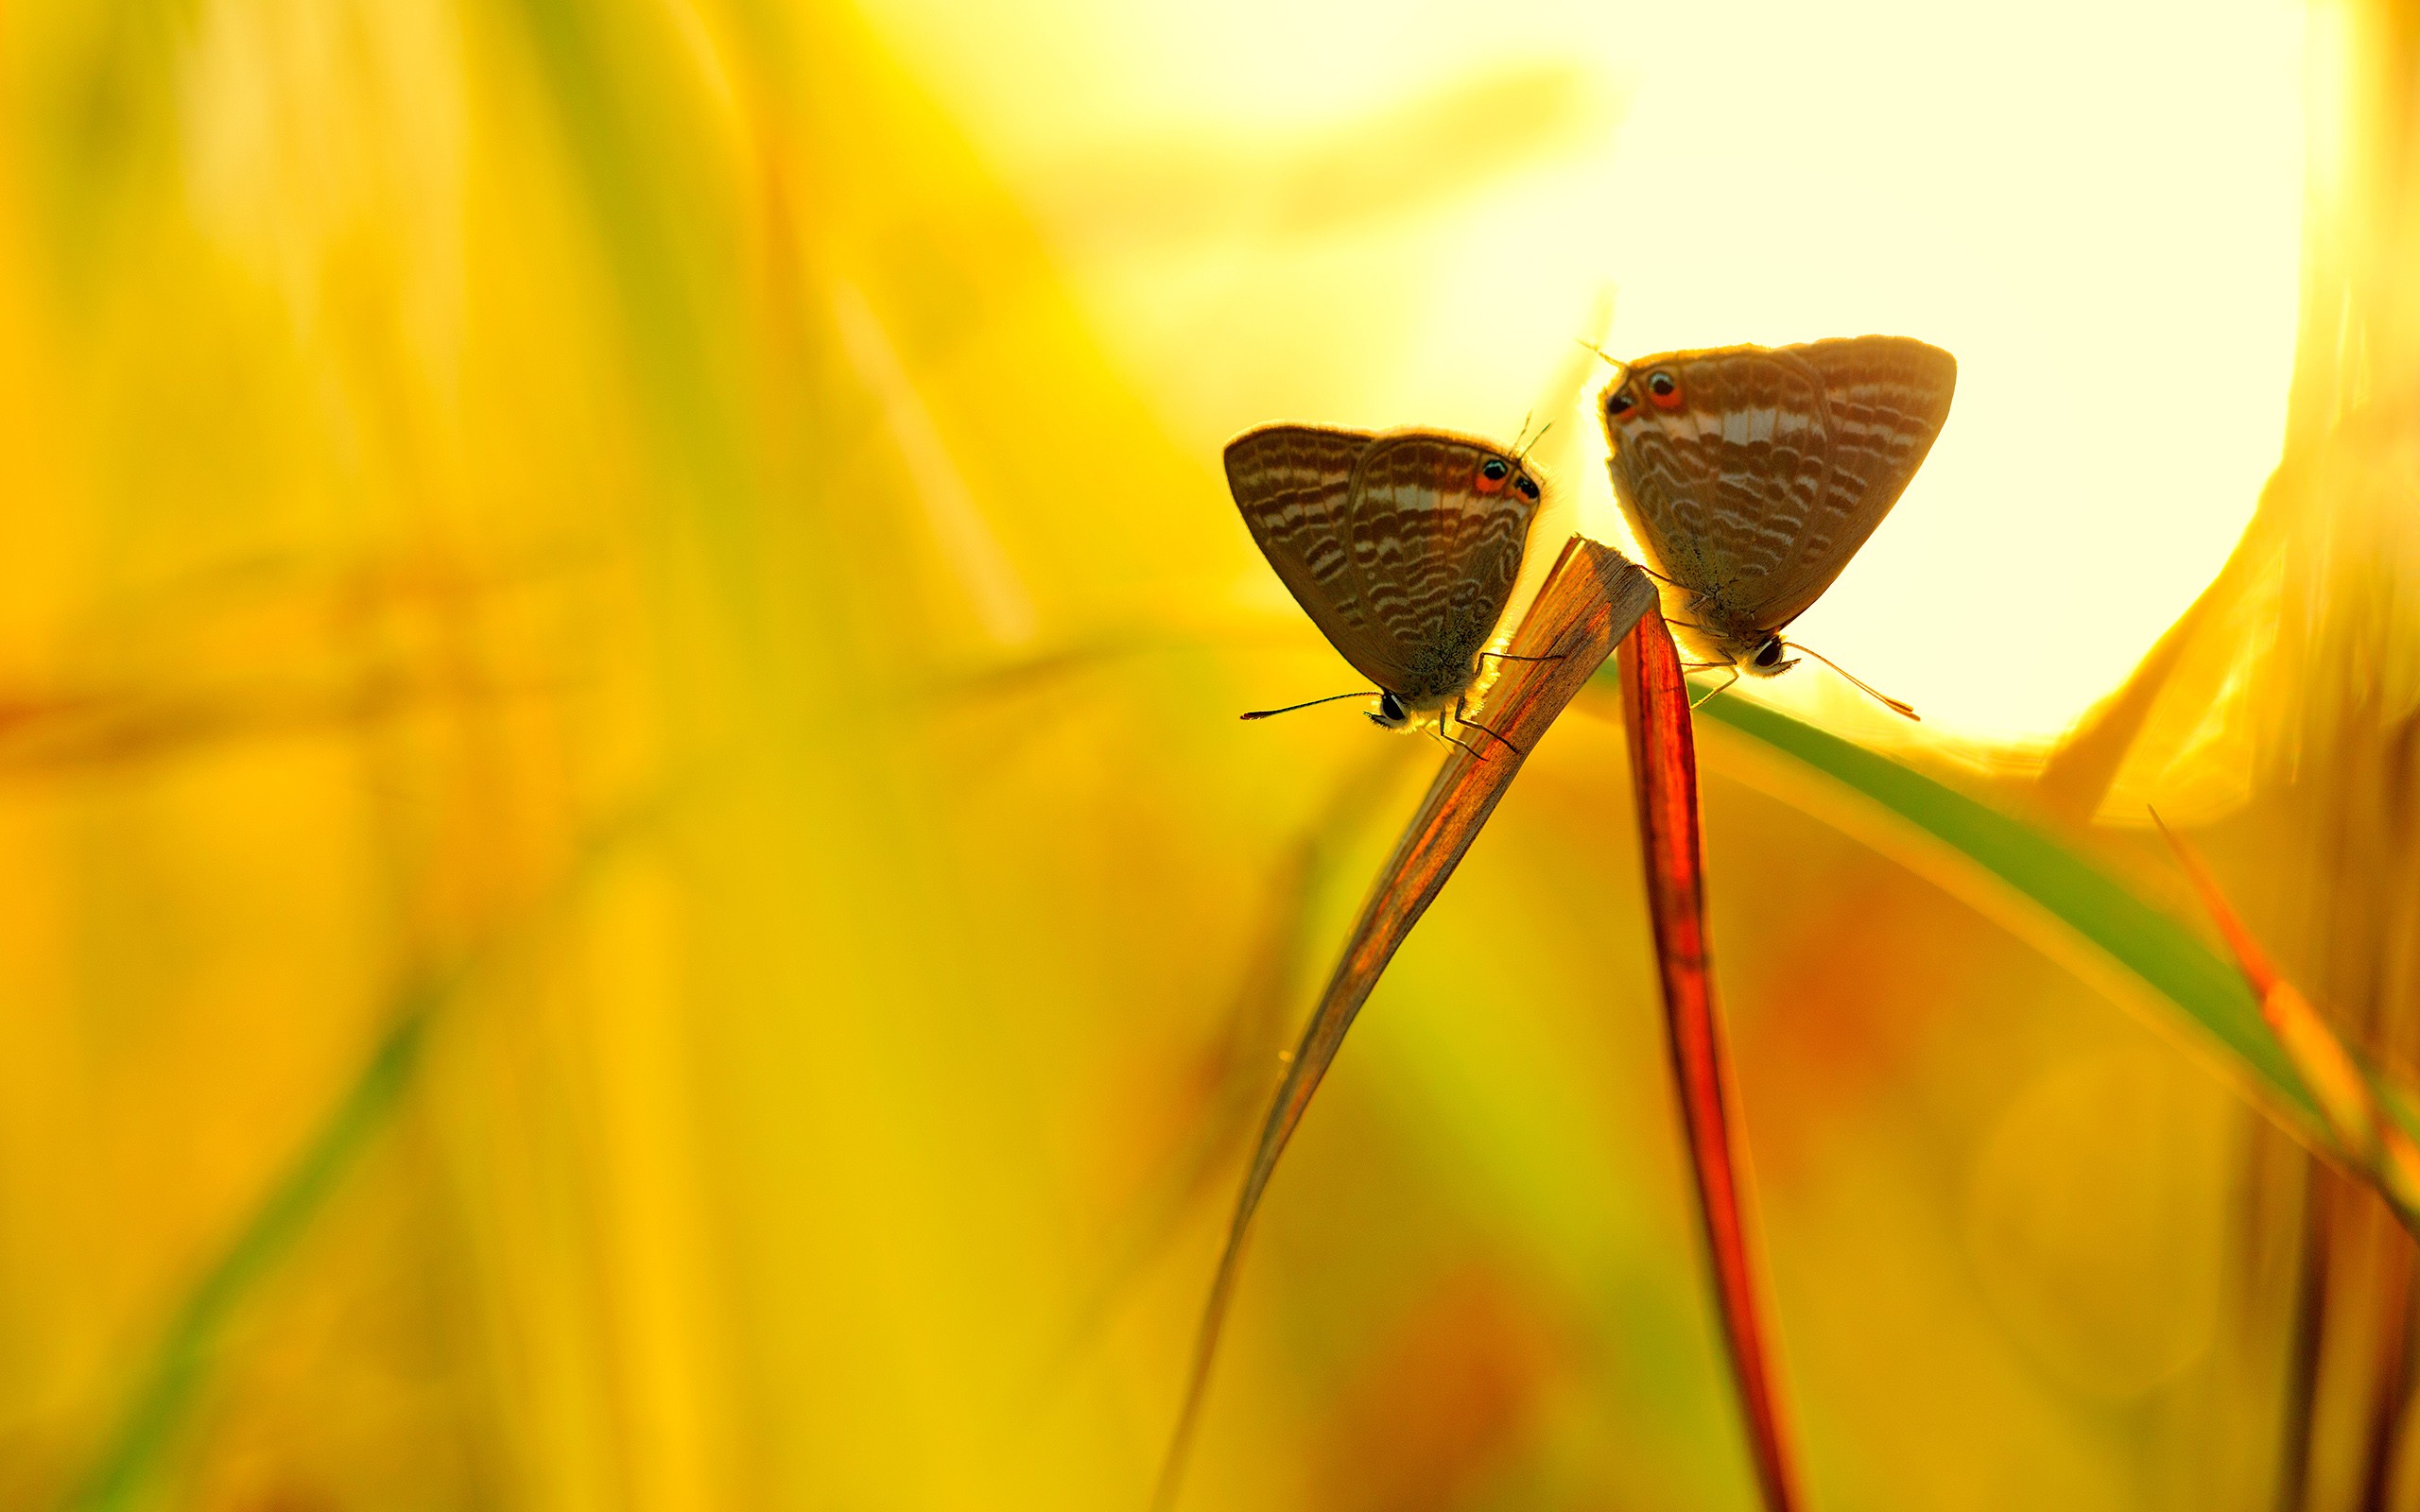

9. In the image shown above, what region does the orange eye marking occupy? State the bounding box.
[1475,456,1510,494]
[1646,369,1684,411]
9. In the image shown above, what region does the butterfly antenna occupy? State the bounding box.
[1788,643,1920,721]
[1239,691,1378,720]
[1515,421,1552,467]
[1574,336,1625,376]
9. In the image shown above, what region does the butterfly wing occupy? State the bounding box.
[1761,336,1956,629]
[1227,422,1380,663]
[1340,432,1543,702]
[1602,336,1954,645]
[1603,346,1832,629]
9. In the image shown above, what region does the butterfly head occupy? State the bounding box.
[1600,365,1686,429]
[1745,634,1799,678]
[1472,453,1545,505]
[1367,690,1412,730]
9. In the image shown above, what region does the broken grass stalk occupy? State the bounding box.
[1151,537,1657,1509]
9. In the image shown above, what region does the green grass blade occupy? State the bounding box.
[1603,674,2320,1130]
[64,987,437,1511]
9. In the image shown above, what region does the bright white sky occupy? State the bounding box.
[855,0,2306,741]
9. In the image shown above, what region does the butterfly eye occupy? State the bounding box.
[1605,390,1637,418]
[1647,369,1683,409]
[1514,474,1541,503]
[1754,636,1787,669]
[1477,456,1511,492]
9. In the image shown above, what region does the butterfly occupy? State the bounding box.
[1599,335,1956,714]
[1225,425,1548,756]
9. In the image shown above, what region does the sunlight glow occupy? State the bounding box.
[859,0,2306,740]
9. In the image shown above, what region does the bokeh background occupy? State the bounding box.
[1,0,2413,1508]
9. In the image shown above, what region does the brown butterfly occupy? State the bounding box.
[1599,335,1955,715]
[1226,425,1547,755]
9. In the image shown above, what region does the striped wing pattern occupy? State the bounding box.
[1777,338,1957,625]
[1345,435,1539,701]
[1603,335,1955,655]
[1227,421,1375,645]
[1608,350,1830,621]
[1227,426,1541,703]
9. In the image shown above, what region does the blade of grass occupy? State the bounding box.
[1151,537,1656,1510]
[1640,676,2324,1134]
[1056,744,1412,1374]
[2155,817,2420,1235]
[2155,817,2420,1503]
[1614,671,2420,1241]
[65,983,440,1511]
[1616,610,1804,1512]
[1582,666,2420,1499]
[2032,494,2284,822]
[62,798,669,1510]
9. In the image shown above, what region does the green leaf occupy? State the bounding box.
[66,989,436,1511]
[1624,676,2322,1133]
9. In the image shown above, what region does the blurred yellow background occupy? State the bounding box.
[0,0,2402,1509]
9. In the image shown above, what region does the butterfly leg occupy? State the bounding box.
[1453,696,1524,757]
[1630,561,1694,593]
[1477,650,1564,665]
[1685,584,1725,621]
[1430,706,1489,762]
[1427,726,1489,762]
[1688,667,1741,711]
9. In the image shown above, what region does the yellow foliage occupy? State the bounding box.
[0,0,2409,1509]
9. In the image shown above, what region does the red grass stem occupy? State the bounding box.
[1619,609,1806,1512]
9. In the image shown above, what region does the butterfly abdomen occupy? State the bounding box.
[1389,609,1495,705]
